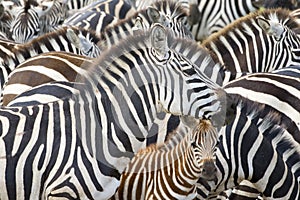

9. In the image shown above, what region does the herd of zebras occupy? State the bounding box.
[0,0,299,199]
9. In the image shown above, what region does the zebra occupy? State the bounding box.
[96,0,193,45]
[224,65,300,140]
[63,10,120,33]
[0,32,226,110]
[201,101,300,199]
[194,65,300,199]
[264,0,299,10]
[0,1,13,39]
[64,0,136,27]
[112,119,218,200]
[188,0,265,41]
[0,0,193,94]
[207,65,300,199]
[9,0,41,43]
[66,0,98,10]
[38,0,69,33]
[0,23,225,199]
[202,8,300,74]
[5,0,69,43]
[0,26,102,87]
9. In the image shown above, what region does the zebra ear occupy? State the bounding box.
[147,6,168,26]
[257,16,284,40]
[66,28,81,47]
[150,24,169,57]
[66,28,93,55]
[147,7,161,23]
[188,3,201,26]
[132,17,144,31]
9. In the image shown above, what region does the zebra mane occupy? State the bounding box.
[83,28,203,80]
[168,36,219,67]
[202,8,300,45]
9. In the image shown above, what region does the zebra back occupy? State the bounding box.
[64,0,136,33]
[113,119,218,200]
[2,51,93,106]
[224,66,300,139]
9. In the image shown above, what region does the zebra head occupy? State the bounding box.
[66,28,101,58]
[147,24,225,120]
[191,119,218,182]
[256,9,300,45]
[139,0,193,39]
[10,5,40,43]
[82,23,226,126]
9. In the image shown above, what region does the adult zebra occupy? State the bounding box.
[1,51,93,106]
[64,0,136,32]
[189,0,265,41]
[202,8,300,74]
[112,119,219,200]
[224,65,300,140]
[0,0,193,95]
[0,36,221,107]
[0,26,102,87]
[202,101,300,199]
[186,0,300,41]
[212,65,300,199]
[7,0,68,43]
[0,24,225,199]
[38,0,69,33]
[9,0,41,43]
[195,65,300,199]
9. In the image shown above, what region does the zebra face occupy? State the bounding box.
[144,1,193,39]
[10,7,41,43]
[190,119,218,182]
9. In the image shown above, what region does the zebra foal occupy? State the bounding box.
[112,119,218,200]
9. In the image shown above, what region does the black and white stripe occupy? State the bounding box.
[0,26,102,86]
[113,119,218,200]
[196,101,300,199]
[0,24,224,199]
[202,8,300,74]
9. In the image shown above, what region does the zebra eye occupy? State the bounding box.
[34,29,40,36]
[191,141,197,148]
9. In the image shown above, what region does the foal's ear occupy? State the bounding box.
[257,16,284,40]
[150,24,169,57]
